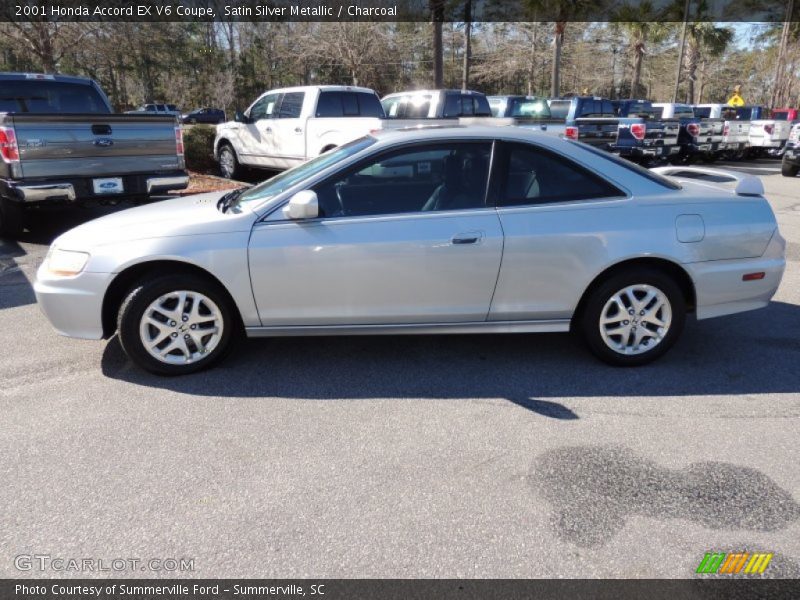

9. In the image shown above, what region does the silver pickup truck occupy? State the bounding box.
[0,73,188,236]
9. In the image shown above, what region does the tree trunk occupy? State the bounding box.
[672,0,691,102]
[461,0,471,91]
[430,0,444,87]
[770,0,794,107]
[630,40,644,99]
[527,25,537,96]
[551,21,566,98]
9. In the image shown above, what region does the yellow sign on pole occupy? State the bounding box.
[727,93,745,107]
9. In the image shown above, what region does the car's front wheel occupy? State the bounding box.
[580,268,686,366]
[117,274,238,375]
[781,161,799,177]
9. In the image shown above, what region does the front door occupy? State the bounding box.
[248,141,504,326]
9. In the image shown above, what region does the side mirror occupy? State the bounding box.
[282,190,319,220]
[234,111,247,123]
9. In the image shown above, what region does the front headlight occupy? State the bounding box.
[46,248,90,276]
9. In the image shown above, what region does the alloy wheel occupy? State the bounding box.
[599,284,672,356]
[139,290,224,365]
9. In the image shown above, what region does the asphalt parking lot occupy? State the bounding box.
[1,159,798,579]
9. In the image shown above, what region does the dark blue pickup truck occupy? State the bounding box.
[611,100,680,161]
[547,97,679,163]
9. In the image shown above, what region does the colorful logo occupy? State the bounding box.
[696,552,773,574]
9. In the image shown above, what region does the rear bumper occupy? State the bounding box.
[617,144,680,158]
[688,230,786,320]
[3,171,188,205]
[685,141,720,155]
[33,266,113,340]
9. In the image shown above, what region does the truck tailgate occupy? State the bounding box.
[11,114,181,179]
[574,118,619,148]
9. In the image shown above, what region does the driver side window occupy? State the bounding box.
[311,142,492,218]
[249,93,279,121]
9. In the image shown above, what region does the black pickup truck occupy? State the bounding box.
[0,72,188,236]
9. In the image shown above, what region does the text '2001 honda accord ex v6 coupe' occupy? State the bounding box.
[34,126,785,375]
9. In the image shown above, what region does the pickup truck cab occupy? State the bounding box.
[693,103,750,159]
[749,108,799,157]
[611,99,680,162]
[0,72,188,237]
[381,89,492,120]
[652,103,722,163]
[214,85,385,178]
[781,122,800,176]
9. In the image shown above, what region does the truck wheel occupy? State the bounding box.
[781,161,799,177]
[117,273,239,375]
[0,197,24,238]
[218,143,243,180]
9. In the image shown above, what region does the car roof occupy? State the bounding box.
[0,72,95,85]
[370,124,567,148]
[383,89,486,98]
[266,85,377,95]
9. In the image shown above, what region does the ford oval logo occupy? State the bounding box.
[94,138,114,147]
[99,181,118,189]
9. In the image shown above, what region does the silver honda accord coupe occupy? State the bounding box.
[34,126,785,375]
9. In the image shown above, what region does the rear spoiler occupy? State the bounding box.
[651,166,764,197]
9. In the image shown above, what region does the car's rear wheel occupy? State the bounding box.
[580,268,686,366]
[117,274,237,375]
[218,143,243,180]
[781,161,799,177]
[0,197,24,238]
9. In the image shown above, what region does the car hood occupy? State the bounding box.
[54,191,255,250]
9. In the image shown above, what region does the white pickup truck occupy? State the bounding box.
[749,108,799,157]
[693,103,750,160]
[214,85,385,178]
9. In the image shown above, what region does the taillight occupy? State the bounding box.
[687,123,700,137]
[565,126,579,140]
[175,126,184,156]
[630,123,646,140]
[764,124,774,135]
[0,127,19,163]
[723,124,730,136]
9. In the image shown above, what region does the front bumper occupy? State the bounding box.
[34,265,114,340]
[688,230,786,320]
[5,172,188,205]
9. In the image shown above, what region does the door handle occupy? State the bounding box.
[265,127,273,133]
[294,127,303,134]
[452,232,482,245]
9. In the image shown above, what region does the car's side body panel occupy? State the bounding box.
[248,208,504,325]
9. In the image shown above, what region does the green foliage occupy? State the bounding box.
[182,125,216,173]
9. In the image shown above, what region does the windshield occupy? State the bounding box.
[624,102,657,118]
[772,111,789,121]
[508,97,550,118]
[231,136,377,211]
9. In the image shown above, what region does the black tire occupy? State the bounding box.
[117,273,239,375]
[579,268,686,367]
[218,143,243,180]
[0,197,24,238]
[781,161,799,177]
